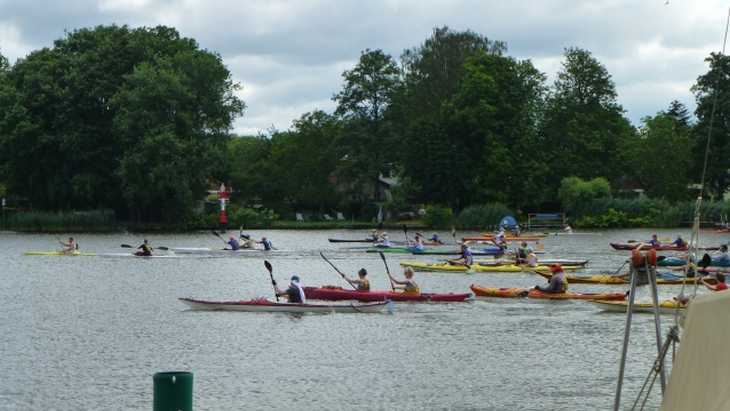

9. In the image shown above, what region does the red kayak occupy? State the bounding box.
[303,286,473,302]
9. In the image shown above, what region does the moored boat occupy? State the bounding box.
[589,299,687,314]
[178,297,389,313]
[302,286,472,302]
[534,270,707,285]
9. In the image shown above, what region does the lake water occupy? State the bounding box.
[1,228,721,410]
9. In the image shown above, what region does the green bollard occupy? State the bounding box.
[153,371,193,411]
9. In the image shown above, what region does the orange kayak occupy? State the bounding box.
[470,284,627,301]
[470,285,528,298]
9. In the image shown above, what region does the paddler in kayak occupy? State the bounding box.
[135,239,153,256]
[274,275,306,303]
[239,234,256,249]
[376,233,393,248]
[428,233,445,245]
[670,235,686,248]
[534,264,568,293]
[258,237,274,251]
[525,251,539,268]
[448,243,473,266]
[59,237,77,254]
[410,233,425,252]
[344,268,371,291]
[227,236,241,251]
[648,234,661,247]
[515,241,532,264]
[388,267,420,295]
[701,273,728,291]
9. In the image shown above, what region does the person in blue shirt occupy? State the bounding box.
[227,236,240,250]
[648,234,661,247]
[259,237,274,251]
[274,275,305,303]
[449,243,473,266]
[671,236,686,248]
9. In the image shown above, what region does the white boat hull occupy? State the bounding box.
[179,298,389,314]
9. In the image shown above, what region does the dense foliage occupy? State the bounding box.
[1,24,728,228]
[0,25,243,222]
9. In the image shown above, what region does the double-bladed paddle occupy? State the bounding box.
[264,260,279,302]
[120,244,169,251]
[378,251,396,292]
[320,252,357,290]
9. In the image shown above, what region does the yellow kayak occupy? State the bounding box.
[590,299,687,314]
[24,250,96,256]
[534,270,703,285]
[400,261,576,273]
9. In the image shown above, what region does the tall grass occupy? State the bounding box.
[7,209,117,232]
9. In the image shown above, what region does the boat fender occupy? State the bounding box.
[632,249,657,268]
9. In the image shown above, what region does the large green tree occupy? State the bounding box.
[691,52,730,197]
[333,49,401,202]
[0,25,244,220]
[540,48,634,194]
[625,112,693,201]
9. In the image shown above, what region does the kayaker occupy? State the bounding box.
[449,243,473,266]
[59,237,77,254]
[429,233,444,245]
[274,275,306,303]
[378,234,393,248]
[259,237,274,251]
[701,273,728,291]
[714,245,730,264]
[648,234,661,247]
[240,234,256,249]
[410,233,425,251]
[227,236,241,251]
[389,267,420,295]
[671,236,686,248]
[516,241,532,264]
[344,268,371,291]
[534,264,568,294]
[136,239,153,256]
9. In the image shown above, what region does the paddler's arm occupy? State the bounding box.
[700,278,718,291]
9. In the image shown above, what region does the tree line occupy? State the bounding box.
[1,25,728,223]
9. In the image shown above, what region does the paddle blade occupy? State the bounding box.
[157,246,169,251]
[264,260,273,273]
[121,244,133,248]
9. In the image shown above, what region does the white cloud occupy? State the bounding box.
[1,0,729,131]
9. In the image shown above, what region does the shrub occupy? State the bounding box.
[455,203,513,229]
[422,205,454,228]
[8,209,116,232]
[559,176,611,213]
[228,206,279,228]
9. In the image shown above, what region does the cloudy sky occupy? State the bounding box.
[0,0,728,134]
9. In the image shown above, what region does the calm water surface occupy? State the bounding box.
[1,228,721,410]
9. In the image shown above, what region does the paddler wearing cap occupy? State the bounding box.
[534,264,568,293]
[448,242,473,266]
[274,275,306,303]
[344,268,371,291]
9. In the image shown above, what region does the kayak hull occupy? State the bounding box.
[24,251,95,256]
[534,270,706,285]
[179,298,388,313]
[367,247,503,256]
[590,299,686,314]
[470,285,626,301]
[400,261,580,273]
[302,286,472,302]
[328,238,375,243]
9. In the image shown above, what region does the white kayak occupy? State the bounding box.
[24,250,96,256]
[179,298,390,313]
[170,247,275,255]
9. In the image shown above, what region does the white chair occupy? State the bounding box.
[296,213,304,222]
[323,214,333,221]
[336,212,346,221]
